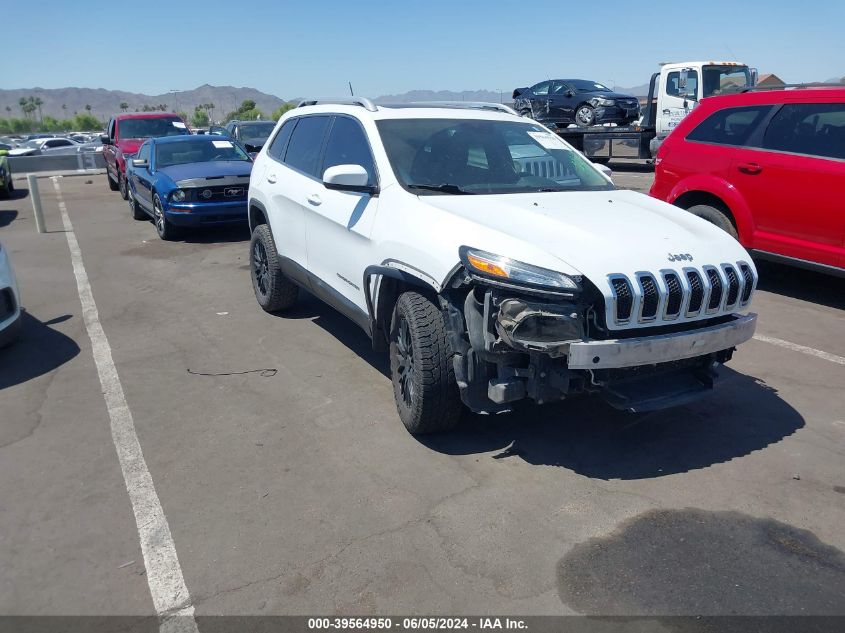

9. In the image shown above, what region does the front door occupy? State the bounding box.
[303,115,380,316]
[548,81,576,124]
[657,68,699,137]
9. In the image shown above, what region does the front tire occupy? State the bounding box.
[107,170,119,191]
[389,292,462,434]
[575,104,596,127]
[686,204,738,240]
[152,194,181,241]
[249,224,299,313]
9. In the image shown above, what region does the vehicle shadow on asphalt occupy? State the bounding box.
[0,210,18,227]
[0,311,80,391]
[279,292,391,379]
[179,223,251,244]
[605,160,654,173]
[420,368,804,480]
[755,260,845,311]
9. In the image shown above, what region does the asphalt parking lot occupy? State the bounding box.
[1,165,844,624]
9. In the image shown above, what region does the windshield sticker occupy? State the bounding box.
[212,140,233,149]
[527,131,566,149]
[172,121,187,128]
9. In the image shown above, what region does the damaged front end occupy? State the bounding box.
[440,251,754,414]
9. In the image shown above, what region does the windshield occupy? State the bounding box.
[702,65,753,97]
[119,117,189,139]
[569,80,611,93]
[376,118,613,195]
[238,122,275,141]
[155,139,250,168]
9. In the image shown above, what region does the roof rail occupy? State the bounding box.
[382,101,519,115]
[297,97,378,112]
[742,83,842,92]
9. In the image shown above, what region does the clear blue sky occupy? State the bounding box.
[4,0,843,97]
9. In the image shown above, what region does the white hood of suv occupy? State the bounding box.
[422,189,750,283]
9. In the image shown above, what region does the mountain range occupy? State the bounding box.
[2,77,842,122]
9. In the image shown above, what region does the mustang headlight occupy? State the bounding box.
[170,189,186,202]
[460,246,580,291]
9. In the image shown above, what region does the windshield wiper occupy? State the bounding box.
[407,183,474,195]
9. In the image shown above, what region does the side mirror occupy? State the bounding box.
[565,89,574,97]
[594,162,613,181]
[131,158,149,168]
[322,164,375,193]
[100,134,111,145]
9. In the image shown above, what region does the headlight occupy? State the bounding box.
[593,97,616,107]
[170,189,186,202]
[460,247,580,291]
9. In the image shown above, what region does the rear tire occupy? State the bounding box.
[686,204,738,239]
[128,190,146,220]
[249,224,299,313]
[118,172,129,200]
[389,292,462,434]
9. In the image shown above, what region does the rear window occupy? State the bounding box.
[685,105,772,146]
[283,116,331,177]
[761,102,845,160]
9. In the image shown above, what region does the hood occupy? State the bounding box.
[8,147,37,156]
[116,138,145,155]
[158,160,252,185]
[422,189,751,285]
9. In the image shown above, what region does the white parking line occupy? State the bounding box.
[52,178,198,633]
[753,334,845,366]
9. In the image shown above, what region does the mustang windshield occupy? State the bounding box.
[155,139,250,168]
[376,119,613,194]
[119,117,189,139]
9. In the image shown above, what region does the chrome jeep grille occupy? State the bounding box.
[607,261,756,328]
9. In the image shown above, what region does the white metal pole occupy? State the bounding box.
[27,174,46,233]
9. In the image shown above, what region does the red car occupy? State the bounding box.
[650,87,845,275]
[101,112,190,200]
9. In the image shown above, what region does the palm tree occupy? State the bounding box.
[120,102,129,112]
[34,97,44,123]
[18,97,28,118]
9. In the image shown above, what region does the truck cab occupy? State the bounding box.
[653,61,757,140]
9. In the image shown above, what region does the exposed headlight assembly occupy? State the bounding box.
[170,189,187,202]
[592,97,616,107]
[460,246,580,291]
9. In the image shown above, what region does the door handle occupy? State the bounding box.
[662,109,671,114]
[307,194,322,206]
[737,162,763,175]
[266,173,277,184]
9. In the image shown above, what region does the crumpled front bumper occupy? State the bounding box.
[567,314,757,369]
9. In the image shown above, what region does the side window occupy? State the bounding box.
[531,81,550,96]
[666,71,699,98]
[321,117,376,183]
[550,81,569,95]
[137,143,151,163]
[266,119,296,161]
[685,105,771,146]
[108,119,115,140]
[761,103,845,160]
[284,116,331,177]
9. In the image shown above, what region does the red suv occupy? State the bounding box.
[650,88,845,275]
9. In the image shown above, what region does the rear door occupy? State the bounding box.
[262,116,330,277]
[304,115,380,316]
[731,101,845,267]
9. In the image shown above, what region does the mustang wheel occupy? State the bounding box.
[249,224,298,313]
[389,291,462,434]
[152,194,181,241]
[128,190,146,220]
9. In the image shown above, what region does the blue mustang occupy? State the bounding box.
[126,135,252,240]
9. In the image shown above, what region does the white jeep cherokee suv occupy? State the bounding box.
[247,98,758,434]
